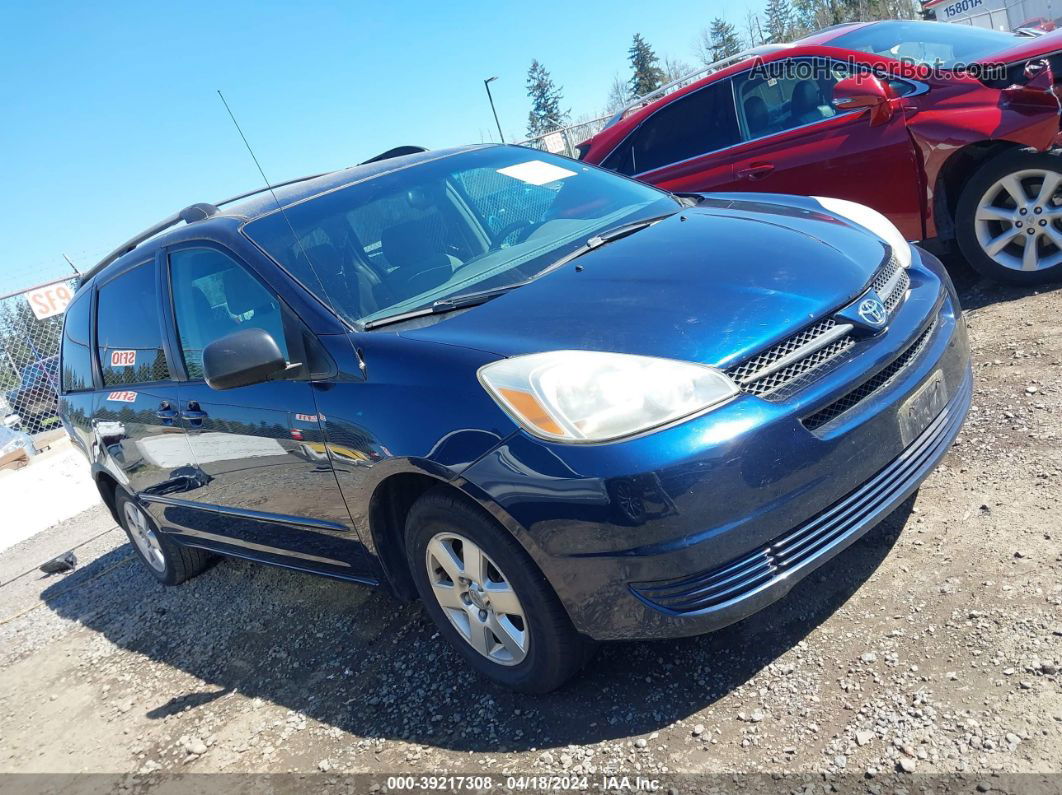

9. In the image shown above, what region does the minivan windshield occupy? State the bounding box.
[243,146,678,327]
[828,20,1022,68]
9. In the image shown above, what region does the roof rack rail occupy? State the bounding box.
[77,171,335,285]
[359,145,429,165]
[606,44,788,127]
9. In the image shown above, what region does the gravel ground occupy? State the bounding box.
[0,260,1059,787]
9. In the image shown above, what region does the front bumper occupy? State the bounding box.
[461,248,972,641]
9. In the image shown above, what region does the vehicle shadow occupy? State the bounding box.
[40,499,911,752]
[937,246,1061,312]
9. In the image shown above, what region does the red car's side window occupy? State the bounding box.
[604,80,740,176]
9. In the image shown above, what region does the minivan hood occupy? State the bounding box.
[399,198,891,369]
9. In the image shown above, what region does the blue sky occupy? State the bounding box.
[0,1,758,292]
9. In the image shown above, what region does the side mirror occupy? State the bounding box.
[203,327,287,390]
[833,74,894,125]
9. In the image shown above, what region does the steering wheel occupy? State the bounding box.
[492,219,542,248]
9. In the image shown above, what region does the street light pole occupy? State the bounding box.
[483,76,505,144]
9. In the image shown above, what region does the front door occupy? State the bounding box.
[722,58,924,240]
[164,244,375,580]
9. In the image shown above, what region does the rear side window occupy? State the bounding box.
[606,81,740,175]
[169,248,289,380]
[60,291,93,393]
[95,261,169,386]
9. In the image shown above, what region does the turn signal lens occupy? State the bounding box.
[479,351,739,443]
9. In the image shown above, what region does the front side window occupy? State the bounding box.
[169,248,289,380]
[733,58,852,141]
[244,147,677,327]
[95,262,169,386]
[60,291,93,393]
[605,80,741,176]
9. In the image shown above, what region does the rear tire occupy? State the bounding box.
[115,491,214,585]
[405,488,594,693]
[956,147,1062,285]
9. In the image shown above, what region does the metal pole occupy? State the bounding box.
[484,77,505,144]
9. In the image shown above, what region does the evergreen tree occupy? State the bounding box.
[525,59,568,138]
[627,34,666,98]
[764,0,793,42]
[700,17,743,65]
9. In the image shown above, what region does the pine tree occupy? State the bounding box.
[764,0,793,42]
[525,59,568,138]
[627,34,666,98]
[700,18,743,65]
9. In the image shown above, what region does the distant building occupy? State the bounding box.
[921,0,1059,31]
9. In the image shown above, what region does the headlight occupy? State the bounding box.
[813,196,912,269]
[479,350,739,443]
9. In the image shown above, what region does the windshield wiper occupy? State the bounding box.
[363,213,675,330]
[532,213,675,278]
[363,282,526,329]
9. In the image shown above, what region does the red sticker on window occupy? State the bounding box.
[110,350,136,367]
[106,390,137,403]
[294,413,318,422]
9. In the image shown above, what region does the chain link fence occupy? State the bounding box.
[0,274,79,435]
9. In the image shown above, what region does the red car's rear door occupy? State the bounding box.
[722,57,924,240]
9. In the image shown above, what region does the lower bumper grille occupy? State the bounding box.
[631,368,971,616]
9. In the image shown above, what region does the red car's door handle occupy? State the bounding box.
[737,162,775,180]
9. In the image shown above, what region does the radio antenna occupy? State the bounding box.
[217,89,293,227]
[215,90,350,326]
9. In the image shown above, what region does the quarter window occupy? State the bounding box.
[95,262,169,386]
[60,291,94,392]
[169,248,289,380]
[604,80,741,176]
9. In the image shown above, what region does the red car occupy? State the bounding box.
[579,20,1062,284]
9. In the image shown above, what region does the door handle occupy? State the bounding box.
[737,162,775,180]
[156,402,178,421]
[181,407,208,421]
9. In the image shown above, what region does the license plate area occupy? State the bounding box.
[898,369,947,446]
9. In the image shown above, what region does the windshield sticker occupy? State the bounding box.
[110,350,136,367]
[497,160,577,186]
[106,390,137,403]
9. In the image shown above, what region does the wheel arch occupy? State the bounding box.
[366,468,542,603]
[93,468,122,525]
[931,139,1028,242]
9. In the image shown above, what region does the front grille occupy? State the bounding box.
[630,369,971,615]
[802,319,938,431]
[724,255,909,400]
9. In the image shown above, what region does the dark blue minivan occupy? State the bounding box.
[60,145,971,691]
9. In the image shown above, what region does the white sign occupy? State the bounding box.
[24,281,74,320]
[542,132,567,154]
[497,159,577,186]
[110,350,136,367]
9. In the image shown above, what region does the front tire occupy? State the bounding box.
[956,147,1062,285]
[405,488,594,693]
[115,491,213,585]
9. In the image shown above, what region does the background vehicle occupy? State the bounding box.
[5,355,60,433]
[62,146,970,692]
[578,20,1062,285]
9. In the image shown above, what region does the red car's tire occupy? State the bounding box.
[956,147,1062,285]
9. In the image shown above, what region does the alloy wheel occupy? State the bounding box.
[424,532,529,665]
[974,168,1062,273]
[123,501,166,573]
